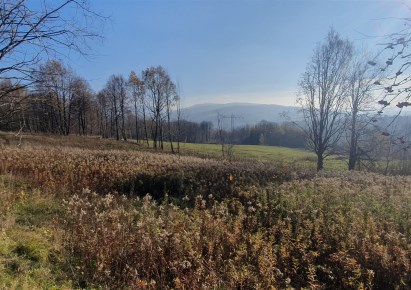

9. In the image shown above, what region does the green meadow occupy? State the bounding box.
[167,142,346,170]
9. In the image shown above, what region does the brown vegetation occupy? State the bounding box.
[0,136,410,289]
[61,173,411,289]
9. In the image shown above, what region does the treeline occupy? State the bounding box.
[1,61,182,150]
[175,120,305,148]
[0,59,305,150]
[234,121,304,148]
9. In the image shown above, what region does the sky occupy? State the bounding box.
[70,0,411,107]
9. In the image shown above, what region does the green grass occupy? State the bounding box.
[132,139,346,170]
[0,176,71,290]
[0,131,347,170]
[173,142,346,170]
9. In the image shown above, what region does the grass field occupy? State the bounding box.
[177,142,345,169]
[0,133,410,289]
[126,137,346,170]
[1,131,347,170]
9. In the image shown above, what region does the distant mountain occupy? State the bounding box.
[181,103,300,128]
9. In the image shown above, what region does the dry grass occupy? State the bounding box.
[0,134,410,289]
[0,145,308,201]
[61,172,411,289]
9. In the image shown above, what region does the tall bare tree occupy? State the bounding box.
[35,60,75,135]
[70,76,93,135]
[165,83,178,153]
[175,90,183,154]
[142,66,176,149]
[105,75,127,141]
[298,29,353,171]
[128,71,145,144]
[96,90,109,138]
[346,51,380,170]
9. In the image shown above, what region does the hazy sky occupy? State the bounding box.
[73,0,410,107]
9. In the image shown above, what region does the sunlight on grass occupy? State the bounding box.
[0,176,71,290]
[1,132,346,170]
[174,142,346,170]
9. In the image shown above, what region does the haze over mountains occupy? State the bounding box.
[181,103,300,128]
[180,103,411,131]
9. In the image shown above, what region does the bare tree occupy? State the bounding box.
[70,76,93,135]
[128,71,145,144]
[35,60,75,135]
[165,83,178,153]
[0,79,26,128]
[96,90,109,138]
[142,66,176,149]
[0,0,104,125]
[118,77,128,141]
[105,75,128,141]
[346,51,381,170]
[216,113,239,161]
[175,91,183,154]
[298,29,353,171]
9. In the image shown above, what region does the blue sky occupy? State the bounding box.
[72,0,409,107]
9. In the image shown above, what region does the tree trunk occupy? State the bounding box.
[114,110,119,141]
[160,121,164,150]
[348,139,357,170]
[166,100,174,153]
[348,110,358,171]
[134,102,139,143]
[120,100,127,141]
[316,153,324,171]
[142,105,149,147]
[153,116,158,148]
